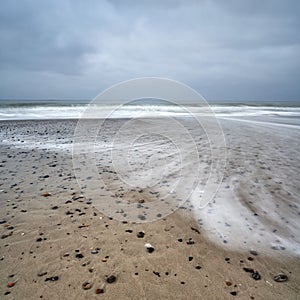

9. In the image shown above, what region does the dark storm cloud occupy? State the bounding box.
[0,0,299,100]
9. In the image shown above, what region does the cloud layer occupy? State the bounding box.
[0,0,299,100]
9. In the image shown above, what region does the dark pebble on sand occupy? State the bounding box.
[95,288,104,294]
[137,231,145,238]
[188,256,193,261]
[247,257,254,261]
[82,282,93,290]
[36,237,43,242]
[186,238,194,245]
[106,275,117,283]
[0,219,6,224]
[230,291,237,296]
[153,271,160,277]
[243,267,254,273]
[195,266,202,270]
[76,253,84,259]
[273,273,288,282]
[91,250,99,254]
[250,250,258,256]
[177,238,183,242]
[45,276,59,282]
[37,272,48,277]
[125,229,133,233]
[251,271,261,280]
[51,206,59,210]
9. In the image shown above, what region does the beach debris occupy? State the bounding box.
[106,275,117,284]
[137,231,145,238]
[41,192,51,197]
[45,276,59,282]
[251,271,261,280]
[273,273,288,282]
[82,281,93,290]
[145,243,155,253]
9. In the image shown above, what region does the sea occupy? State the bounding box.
[0,99,300,128]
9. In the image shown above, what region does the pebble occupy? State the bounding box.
[251,271,261,280]
[243,267,254,273]
[75,253,84,259]
[145,243,155,253]
[7,282,15,288]
[250,250,258,256]
[0,219,6,224]
[45,276,59,282]
[106,275,117,284]
[82,282,93,290]
[37,272,48,277]
[91,250,99,254]
[95,288,104,294]
[137,231,145,238]
[230,291,237,296]
[186,238,194,245]
[273,273,288,282]
[41,192,51,197]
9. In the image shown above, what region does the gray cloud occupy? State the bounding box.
[0,0,299,100]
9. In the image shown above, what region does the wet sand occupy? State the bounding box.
[0,119,299,299]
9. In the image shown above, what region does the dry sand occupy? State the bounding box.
[0,119,299,299]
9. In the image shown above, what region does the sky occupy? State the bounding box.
[0,0,299,101]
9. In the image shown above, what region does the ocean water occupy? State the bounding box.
[0,99,300,124]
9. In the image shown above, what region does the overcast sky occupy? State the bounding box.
[0,0,299,101]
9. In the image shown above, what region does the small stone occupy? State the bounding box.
[106,275,117,284]
[137,231,145,238]
[145,243,155,253]
[247,257,254,261]
[188,256,193,261]
[250,250,258,256]
[41,192,51,197]
[0,219,6,224]
[243,267,254,273]
[125,229,133,233]
[186,238,194,245]
[95,288,104,294]
[51,206,59,210]
[230,291,237,296]
[195,266,202,270]
[76,253,84,259]
[91,250,99,254]
[36,237,43,242]
[82,282,93,290]
[273,273,288,282]
[45,276,59,282]
[7,282,15,288]
[252,271,261,280]
[226,281,232,286]
[37,272,48,277]
[138,199,145,203]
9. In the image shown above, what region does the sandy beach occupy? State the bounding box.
[0,118,299,299]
